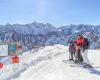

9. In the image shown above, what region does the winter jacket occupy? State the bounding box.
[82,38,90,51]
[75,38,85,50]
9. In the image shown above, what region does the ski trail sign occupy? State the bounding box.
[0,43,9,57]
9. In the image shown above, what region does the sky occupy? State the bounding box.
[0,0,100,27]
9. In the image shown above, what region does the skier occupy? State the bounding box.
[74,34,84,63]
[69,41,76,61]
[81,37,92,67]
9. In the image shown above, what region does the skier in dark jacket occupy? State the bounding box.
[81,37,92,67]
[69,41,76,61]
[82,38,90,52]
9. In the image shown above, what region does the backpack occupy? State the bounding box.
[83,38,90,49]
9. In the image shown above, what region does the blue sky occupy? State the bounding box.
[0,0,100,27]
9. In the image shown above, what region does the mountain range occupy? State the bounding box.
[0,22,100,51]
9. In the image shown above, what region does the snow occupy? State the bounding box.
[0,44,100,80]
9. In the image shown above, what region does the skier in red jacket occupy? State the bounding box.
[75,34,85,63]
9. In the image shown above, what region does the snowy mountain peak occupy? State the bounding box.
[0,23,100,51]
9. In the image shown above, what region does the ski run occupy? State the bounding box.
[0,44,100,80]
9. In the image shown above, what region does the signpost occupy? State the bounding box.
[0,44,9,57]
[0,42,23,65]
[0,43,9,69]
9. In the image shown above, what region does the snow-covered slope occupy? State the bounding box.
[0,45,100,80]
[0,45,67,80]
[1,22,56,35]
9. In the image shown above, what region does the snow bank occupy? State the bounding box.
[0,44,68,80]
[13,46,100,80]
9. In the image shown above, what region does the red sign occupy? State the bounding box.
[12,56,20,64]
[0,62,3,69]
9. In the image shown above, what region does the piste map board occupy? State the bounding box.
[9,43,16,56]
[0,44,9,57]
[0,42,23,57]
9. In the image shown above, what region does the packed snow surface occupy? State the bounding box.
[0,44,100,80]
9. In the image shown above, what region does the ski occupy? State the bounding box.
[70,64,93,68]
[63,60,94,69]
[62,60,75,64]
